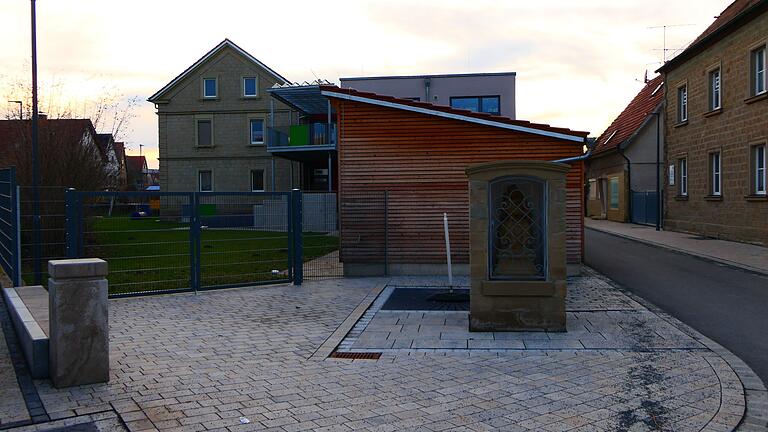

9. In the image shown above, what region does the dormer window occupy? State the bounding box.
[203,78,217,98]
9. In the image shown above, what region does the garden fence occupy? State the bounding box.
[0,167,20,286]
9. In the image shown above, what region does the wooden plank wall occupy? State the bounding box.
[335,100,585,265]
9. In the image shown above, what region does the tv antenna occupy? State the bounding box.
[649,24,696,63]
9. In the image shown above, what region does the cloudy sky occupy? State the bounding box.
[1,0,728,168]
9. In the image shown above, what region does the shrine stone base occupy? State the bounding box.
[465,161,569,332]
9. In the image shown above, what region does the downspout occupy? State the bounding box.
[617,146,632,223]
[652,111,661,231]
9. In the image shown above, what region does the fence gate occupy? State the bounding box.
[630,191,659,226]
[302,192,343,279]
[0,167,20,286]
[66,190,303,298]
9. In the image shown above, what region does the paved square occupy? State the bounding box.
[9,272,747,431]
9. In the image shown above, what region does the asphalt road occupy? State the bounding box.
[585,228,768,384]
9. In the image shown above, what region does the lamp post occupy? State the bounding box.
[30,0,42,283]
[9,100,22,119]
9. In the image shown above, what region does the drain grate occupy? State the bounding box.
[329,351,382,360]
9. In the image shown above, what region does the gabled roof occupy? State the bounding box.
[593,75,664,156]
[125,155,147,173]
[658,0,768,73]
[147,39,289,102]
[113,142,126,162]
[319,85,588,143]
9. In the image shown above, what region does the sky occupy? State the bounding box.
[0,0,730,169]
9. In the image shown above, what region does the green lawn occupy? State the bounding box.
[84,217,338,295]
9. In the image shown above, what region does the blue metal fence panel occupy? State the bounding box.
[0,167,20,286]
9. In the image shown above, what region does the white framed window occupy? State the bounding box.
[243,77,258,97]
[751,45,766,96]
[677,85,688,122]
[250,169,265,192]
[249,118,264,145]
[588,179,598,200]
[203,78,217,98]
[710,152,721,196]
[196,118,213,147]
[679,158,688,196]
[753,144,766,195]
[708,68,721,111]
[198,170,213,192]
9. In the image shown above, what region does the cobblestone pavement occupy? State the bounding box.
[1,274,752,431]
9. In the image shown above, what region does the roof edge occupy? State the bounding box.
[657,1,768,73]
[322,89,587,143]
[340,72,517,81]
[148,39,289,103]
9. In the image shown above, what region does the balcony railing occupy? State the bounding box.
[267,123,336,150]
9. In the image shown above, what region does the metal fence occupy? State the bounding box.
[19,185,68,286]
[66,190,306,297]
[303,192,342,279]
[0,167,20,286]
[338,191,389,276]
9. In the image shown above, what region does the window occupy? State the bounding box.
[679,158,688,196]
[708,68,721,111]
[710,152,721,196]
[250,169,265,192]
[753,144,766,195]
[249,119,264,145]
[203,78,217,98]
[588,179,598,200]
[243,77,258,97]
[609,177,619,209]
[196,119,213,147]
[449,96,501,115]
[677,85,688,122]
[198,170,213,192]
[751,45,766,96]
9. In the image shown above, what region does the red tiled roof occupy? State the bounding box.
[692,0,763,45]
[659,0,767,72]
[125,155,147,173]
[113,142,125,161]
[319,85,589,141]
[0,119,98,165]
[593,75,664,155]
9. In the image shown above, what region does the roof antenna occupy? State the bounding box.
[648,24,695,63]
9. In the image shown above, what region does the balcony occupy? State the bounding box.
[267,122,337,153]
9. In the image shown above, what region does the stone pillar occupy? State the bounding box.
[48,258,109,388]
[466,161,569,332]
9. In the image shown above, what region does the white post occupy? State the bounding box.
[443,212,453,287]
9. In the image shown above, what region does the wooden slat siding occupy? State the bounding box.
[334,99,585,266]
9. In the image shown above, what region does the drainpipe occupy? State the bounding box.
[424,78,431,103]
[617,147,632,223]
[657,113,661,231]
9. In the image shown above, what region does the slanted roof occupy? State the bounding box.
[148,39,289,102]
[125,155,147,173]
[268,81,334,115]
[319,85,588,143]
[113,142,126,162]
[658,0,768,73]
[593,75,664,156]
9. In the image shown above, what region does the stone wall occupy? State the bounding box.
[663,12,768,245]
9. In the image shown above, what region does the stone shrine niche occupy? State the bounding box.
[466,161,569,332]
[489,177,546,280]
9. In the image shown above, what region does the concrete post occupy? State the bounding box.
[48,258,109,388]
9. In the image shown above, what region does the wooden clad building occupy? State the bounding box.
[320,86,589,275]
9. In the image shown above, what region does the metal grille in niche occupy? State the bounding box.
[489,177,547,280]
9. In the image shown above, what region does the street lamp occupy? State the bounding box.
[8,100,22,119]
[30,0,42,284]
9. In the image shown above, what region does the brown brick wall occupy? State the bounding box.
[663,11,768,246]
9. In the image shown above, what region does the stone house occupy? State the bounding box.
[586,75,664,224]
[657,0,767,245]
[148,39,299,193]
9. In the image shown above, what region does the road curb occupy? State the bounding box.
[584,267,768,431]
[585,226,768,277]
